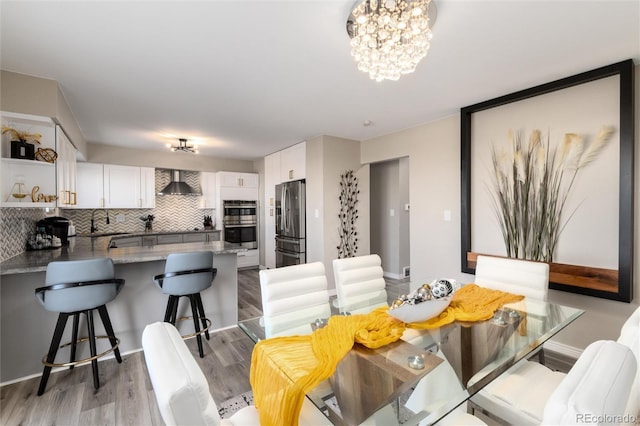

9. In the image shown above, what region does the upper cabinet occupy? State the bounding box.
[280,141,306,182]
[73,163,155,209]
[103,164,155,209]
[217,171,258,189]
[200,172,216,209]
[216,171,259,201]
[1,111,58,208]
[56,125,77,208]
[75,162,104,208]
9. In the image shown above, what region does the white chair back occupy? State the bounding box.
[475,255,549,300]
[617,306,640,421]
[259,262,331,337]
[542,340,637,425]
[333,254,387,313]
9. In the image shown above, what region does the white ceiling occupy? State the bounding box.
[1,1,639,161]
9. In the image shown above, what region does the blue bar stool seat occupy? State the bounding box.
[35,258,124,395]
[153,251,217,358]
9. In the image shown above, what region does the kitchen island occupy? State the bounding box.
[0,237,246,384]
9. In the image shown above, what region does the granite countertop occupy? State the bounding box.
[75,229,221,238]
[0,236,246,276]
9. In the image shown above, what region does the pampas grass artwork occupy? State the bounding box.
[489,125,615,262]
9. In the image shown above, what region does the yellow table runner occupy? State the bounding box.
[249,284,524,426]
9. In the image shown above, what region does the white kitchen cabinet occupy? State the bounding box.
[75,163,105,208]
[55,125,77,208]
[237,249,259,268]
[263,153,280,268]
[103,164,156,209]
[139,166,156,208]
[216,171,258,201]
[1,112,57,208]
[280,141,305,182]
[200,171,216,209]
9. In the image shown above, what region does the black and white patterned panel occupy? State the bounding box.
[0,208,51,261]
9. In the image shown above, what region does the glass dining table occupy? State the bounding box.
[238,286,584,426]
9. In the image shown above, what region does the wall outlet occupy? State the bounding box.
[116,214,126,223]
[403,266,411,277]
[443,210,451,221]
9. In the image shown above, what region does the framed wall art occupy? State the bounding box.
[460,59,634,302]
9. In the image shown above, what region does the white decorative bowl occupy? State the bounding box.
[387,297,452,323]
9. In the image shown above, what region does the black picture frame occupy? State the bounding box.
[460,59,634,303]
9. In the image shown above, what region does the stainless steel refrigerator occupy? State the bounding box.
[275,179,306,267]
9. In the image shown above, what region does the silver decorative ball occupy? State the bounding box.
[431,281,449,299]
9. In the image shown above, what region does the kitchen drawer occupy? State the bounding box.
[157,234,183,245]
[109,236,142,247]
[206,231,221,242]
[237,249,259,268]
[183,233,207,243]
[142,235,157,246]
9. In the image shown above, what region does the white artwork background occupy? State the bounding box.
[470,75,620,269]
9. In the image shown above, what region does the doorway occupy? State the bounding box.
[370,157,410,279]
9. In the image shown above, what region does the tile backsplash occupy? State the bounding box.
[0,170,215,262]
[0,207,53,261]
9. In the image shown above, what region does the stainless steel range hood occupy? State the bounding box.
[158,170,197,195]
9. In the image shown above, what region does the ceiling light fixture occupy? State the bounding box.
[169,138,199,154]
[346,0,436,82]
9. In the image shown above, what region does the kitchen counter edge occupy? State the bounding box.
[0,237,247,276]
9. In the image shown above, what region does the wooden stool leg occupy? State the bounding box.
[38,313,69,396]
[97,305,122,363]
[70,313,80,369]
[189,295,204,358]
[195,293,210,340]
[86,309,100,390]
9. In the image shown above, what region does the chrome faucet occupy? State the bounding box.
[90,209,110,233]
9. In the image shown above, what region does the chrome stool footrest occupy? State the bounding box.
[41,335,121,368]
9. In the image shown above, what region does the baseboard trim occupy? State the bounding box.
[383,271,404,280]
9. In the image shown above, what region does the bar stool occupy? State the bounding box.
[35,258,124,396]
[153,251,217,358]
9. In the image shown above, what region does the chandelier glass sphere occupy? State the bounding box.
[347,0,435,82]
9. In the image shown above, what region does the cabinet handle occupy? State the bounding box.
[71,192,77,205]
[289,170,294,180]
[64,190,71,205]
[100,198,105,208]
[270,208,273,216]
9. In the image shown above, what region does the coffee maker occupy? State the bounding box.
[37,216,71,245]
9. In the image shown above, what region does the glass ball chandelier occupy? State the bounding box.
[347,0,436,82]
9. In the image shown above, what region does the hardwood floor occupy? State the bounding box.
[1,269,262,426]
[0,269,406,425]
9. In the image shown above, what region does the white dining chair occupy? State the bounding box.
[474,255,549,301]
[469,340,637,425]
[142,321,332,426]
[616,306,640,424]
[475,254,550,363]
[259,262,331,338]
[333,254,388,314]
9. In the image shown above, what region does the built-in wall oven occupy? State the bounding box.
[223,200,257,248]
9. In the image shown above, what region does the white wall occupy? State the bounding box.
[398,156,410,275]
[361,65,640,350]
[304,135,369,290]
